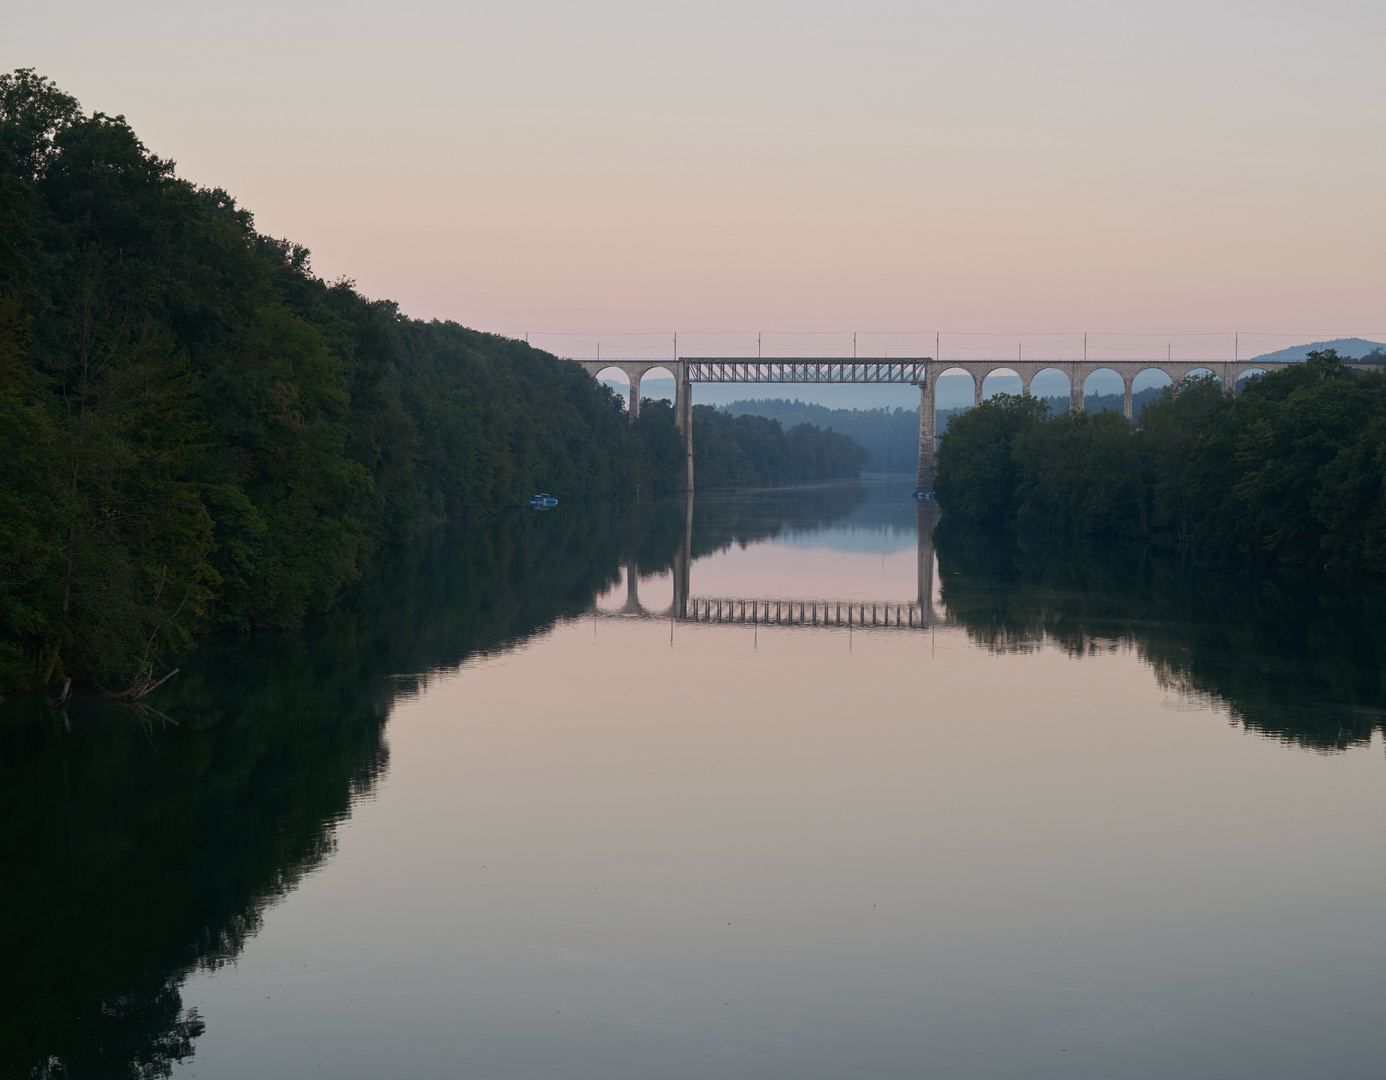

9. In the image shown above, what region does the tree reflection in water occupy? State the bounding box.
[934,518,1386,752]
[0,485,865,1079]
[13,483,1377,1077]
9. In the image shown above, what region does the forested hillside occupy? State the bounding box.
[0,70,866,694]
[934,351,1386,572]
[723,390,1168,474]
[690,406,870,487]
[722,400,918,472]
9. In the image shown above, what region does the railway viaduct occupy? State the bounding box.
[573,356,1380,492]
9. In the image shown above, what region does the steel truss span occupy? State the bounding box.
[686,597,931,629]
[683,359,930,384]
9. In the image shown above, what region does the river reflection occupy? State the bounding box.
[933,519,1386,752]
[3,477,1385,1079]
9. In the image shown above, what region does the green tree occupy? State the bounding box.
[0,68,81,183]
[1191,352,1380,562]
[935,353,1386,572]
[0,68,881,691]
[0,294,62,690]
[935,393,1049,525]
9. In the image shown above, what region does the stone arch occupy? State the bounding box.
[595,365,640,420]
[594,557,639,614]
[629,565,674,612]
[1233,367,1269,395]
[1082,367,1124,397]
[638,366,677,413]
[594,364,631,386]
[932,367,977,411]
[1133,367,1173,391]
[1027,367,1072,409]
[1082,367,1127,416]
[1130,368,1173,422]
[1180,366,1222,390]
[982,367,1022,400]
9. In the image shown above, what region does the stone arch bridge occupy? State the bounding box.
[575,356,1379,491]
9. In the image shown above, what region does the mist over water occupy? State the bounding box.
[5,478,1386,1079]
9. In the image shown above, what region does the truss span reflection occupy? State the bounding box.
[590,497,942,630]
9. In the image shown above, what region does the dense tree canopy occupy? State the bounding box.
[0,70,867,693]
[935,351,1386,571]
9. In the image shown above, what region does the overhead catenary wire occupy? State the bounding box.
[508,328,1386,340]
[505,328,1386,363]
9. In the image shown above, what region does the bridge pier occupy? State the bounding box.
[1123,377,1133,421]
[622,557,641,614]
[672,489,692,617]
[916,379,935,491]
[917,499,938,622]
[628,371,641,423]
[675,365,694,491]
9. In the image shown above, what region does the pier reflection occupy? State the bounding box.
[602,487,943,628]
[608,485,1386,755]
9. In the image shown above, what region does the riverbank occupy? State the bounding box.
[935,351,1386,572]
[0,70,867,694]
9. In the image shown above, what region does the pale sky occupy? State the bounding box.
[8,0,1386,360]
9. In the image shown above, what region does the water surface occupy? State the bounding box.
[5,478,1386,1079]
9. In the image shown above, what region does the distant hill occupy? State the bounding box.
[1251,338,1385,362]
[725,388,1177,474]
[721,399,920,472]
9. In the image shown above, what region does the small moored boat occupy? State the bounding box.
[529,493,558,508]
[912,489,935,501]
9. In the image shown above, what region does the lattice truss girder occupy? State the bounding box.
[683,360,928,384]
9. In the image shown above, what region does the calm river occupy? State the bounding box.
[6,477,1386,1079]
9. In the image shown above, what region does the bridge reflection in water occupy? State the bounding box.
[596,495,941,629]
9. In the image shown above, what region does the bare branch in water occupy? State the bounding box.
[109,667,180,702]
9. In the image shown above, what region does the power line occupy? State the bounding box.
[501,328,1386,340]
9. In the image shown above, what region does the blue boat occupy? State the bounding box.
[529,493,558,509]
[912,489,935,501]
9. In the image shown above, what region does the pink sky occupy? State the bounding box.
[10,0,1385,351]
